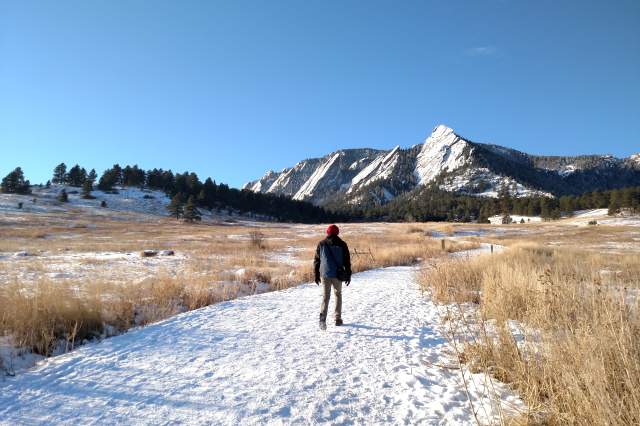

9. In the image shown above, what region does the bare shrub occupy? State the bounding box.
[420,256,487,304]
[248,231,266,250]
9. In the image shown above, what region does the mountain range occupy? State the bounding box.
[244,125,640,206]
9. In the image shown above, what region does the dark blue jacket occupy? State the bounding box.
[314,236,351,281]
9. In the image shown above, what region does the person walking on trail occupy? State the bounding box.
[314,224,351,330]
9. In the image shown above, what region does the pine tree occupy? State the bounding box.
[183,195,202,222]
[87,169,97,184]
[166,193,184,219]
[58,189,69,203]
[540,198,551,220]
[52,163,67,184]
[1,167,31,194]
[608,190,621,216]
[81,179,95,199]
[97,167,120,191]
[66,164,86,186]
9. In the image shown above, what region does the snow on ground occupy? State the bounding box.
[573,208,609,218]
[0,266,524,425]
[566,209,640,227]
[267,246,307,265]
[0,250,187,286]
[488,214,541,225]
[450,243,503,259]
[0,185,171,217]
[0,185,261,222]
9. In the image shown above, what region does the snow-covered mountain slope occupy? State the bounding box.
[0,266,524,425]
[244,149,385,204]
[0,185,172,218]
[415,125,472,185]
[348,146,401,194]
[246,124,640,206]
[0,185,246,222]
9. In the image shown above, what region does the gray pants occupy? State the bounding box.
[320,277,342,322]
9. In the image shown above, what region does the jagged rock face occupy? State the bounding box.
[243,149,385,204]
[244,125,640,205]
[415,125,472,185]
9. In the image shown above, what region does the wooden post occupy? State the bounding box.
[491,244,494,254]
[441,239,445,251]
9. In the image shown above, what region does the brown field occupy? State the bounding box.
[1,210,476,358]
[3,207,640,424]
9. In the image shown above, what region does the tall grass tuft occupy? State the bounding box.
[421,245,640,425]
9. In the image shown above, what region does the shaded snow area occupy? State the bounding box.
[0,267,523,425]
[0,185,268,223]
[0,185,171,217]
[567,209,640,227]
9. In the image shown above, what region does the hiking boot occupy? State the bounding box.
[335,319,344,326]
[319,319,327,331]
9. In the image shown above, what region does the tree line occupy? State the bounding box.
[330,184,640,222]
[49,163,336,223]
[3,164,639,223]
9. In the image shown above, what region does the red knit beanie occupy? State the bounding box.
[326,224,339,236]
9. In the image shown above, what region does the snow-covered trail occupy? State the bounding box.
[0,267,522,425]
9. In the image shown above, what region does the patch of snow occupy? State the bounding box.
[267,246,306,265]
[573,208,609,218]
[488,215,542,224]
[0,185,171,217]
[564,209,640,227]
[0,337,46,376]
[450,243,504,258]
[557,164,577,177]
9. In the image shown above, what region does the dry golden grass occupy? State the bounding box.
[422,257,485,304]
[421,244,640,425]
[2,212,481,358]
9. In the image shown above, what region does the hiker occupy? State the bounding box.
[314,224,351,330]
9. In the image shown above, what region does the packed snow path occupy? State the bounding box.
[0,266,522,425]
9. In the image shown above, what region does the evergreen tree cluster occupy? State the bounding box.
[1,167,31,194]
[330,185,640,223]
[88,163,336,223]
[51,163,97,187]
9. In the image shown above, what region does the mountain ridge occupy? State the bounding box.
[244,125,640,206]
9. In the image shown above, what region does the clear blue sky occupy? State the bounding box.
[1,1,639,187]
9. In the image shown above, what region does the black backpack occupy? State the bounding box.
[325,243,350,282]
